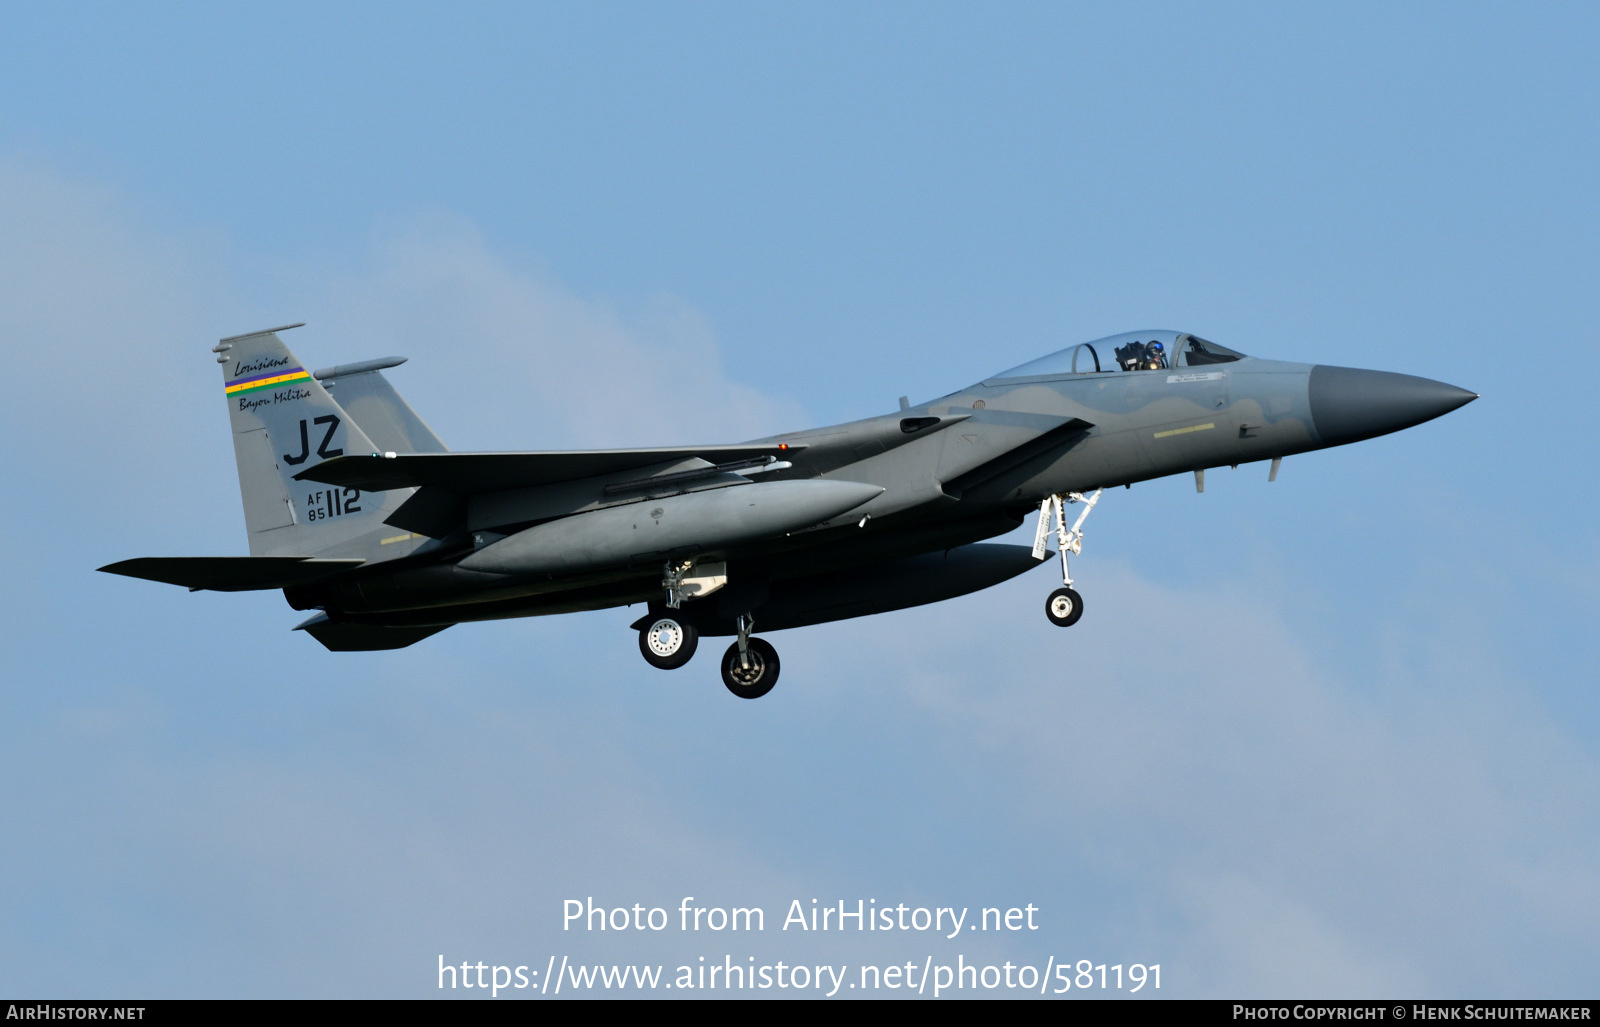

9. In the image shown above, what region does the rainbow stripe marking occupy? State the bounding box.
[225,367,311,395]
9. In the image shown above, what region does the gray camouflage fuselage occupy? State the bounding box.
[288,333,1473,637]
[100,327,1475,653]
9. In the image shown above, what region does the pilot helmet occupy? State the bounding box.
[1149,341,1164,353]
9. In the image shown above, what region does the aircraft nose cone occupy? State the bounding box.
[1308,365,1477,447]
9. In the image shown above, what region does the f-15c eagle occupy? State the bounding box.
[102,324,1475,699]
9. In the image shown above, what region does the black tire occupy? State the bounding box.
[638,616,699,669]
[1045,587,1084,627]
[720,638,780,699]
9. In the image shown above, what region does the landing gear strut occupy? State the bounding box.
[1033,488,1101,628]
[720,613,779,698]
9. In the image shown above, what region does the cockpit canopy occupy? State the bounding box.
[988,331,1246,381]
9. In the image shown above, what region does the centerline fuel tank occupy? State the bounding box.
[458,478,884,578]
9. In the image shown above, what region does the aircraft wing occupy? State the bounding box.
[293,445,804,492]
[98,556,366,591]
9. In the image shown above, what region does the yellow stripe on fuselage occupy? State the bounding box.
[1153,422,1216,438]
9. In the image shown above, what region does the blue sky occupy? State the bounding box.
[1,2,1597,998]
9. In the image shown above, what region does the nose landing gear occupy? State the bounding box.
[1045,587,1084,627]
[1033,488,1101,628]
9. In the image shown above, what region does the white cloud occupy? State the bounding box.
[297,217,810,450]
[0,160,226,487]
[0,161,807,548]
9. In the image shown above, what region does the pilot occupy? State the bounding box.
[1143,341,1165,371]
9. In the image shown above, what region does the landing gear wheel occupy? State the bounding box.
[720,638,780,699]
[1045,587,1084,627]
[639,616,698,669]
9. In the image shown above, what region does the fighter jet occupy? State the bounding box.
[101,325,1475,698]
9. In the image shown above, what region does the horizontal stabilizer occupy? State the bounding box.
[98,556,365,592]
[294,613,452,651]
[295,445,805,493]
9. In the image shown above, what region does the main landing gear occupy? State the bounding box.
[638,613,698,670]
[633,561,782,697]
[632,609,782,698]
[720,614,779,699]
[1033,488,1102,628]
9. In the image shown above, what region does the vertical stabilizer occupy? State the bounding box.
[216,325,422,560]
[311,357,448,455]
